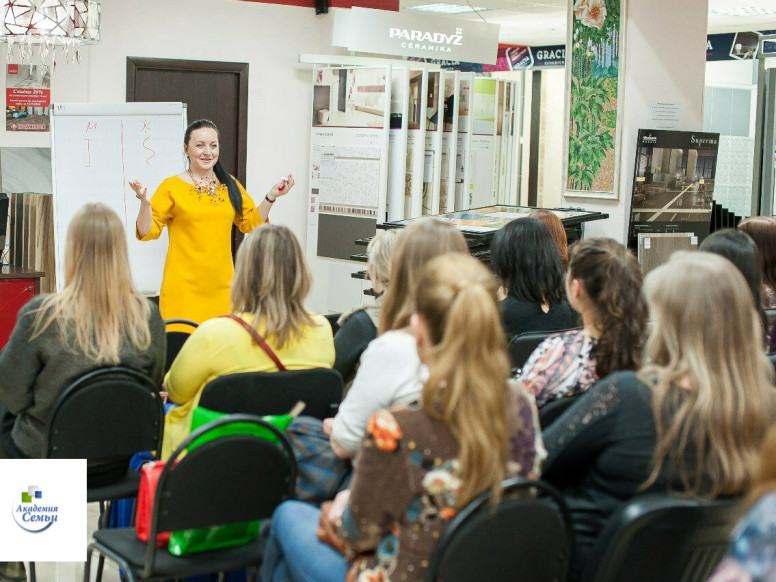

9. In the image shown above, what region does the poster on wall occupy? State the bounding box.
[6,63,51,132]
[422,71,444,216]
[387,67,409,221]
[439,71,459,214]
[469,78,498,209]
[628,129,719,245]
[455,72,473,211]
[307,66,391,261]
[406,69,427,218]
[563,0,625,200]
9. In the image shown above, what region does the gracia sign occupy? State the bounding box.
[333,7,500,64]
[12,486,59,533]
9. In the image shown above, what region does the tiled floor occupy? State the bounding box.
[27,502,121,582]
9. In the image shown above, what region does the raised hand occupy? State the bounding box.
[269,173,295,200]
[129,179,151,205]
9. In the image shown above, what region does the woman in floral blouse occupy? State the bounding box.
[262,253,545,582]
[518,238,648,408]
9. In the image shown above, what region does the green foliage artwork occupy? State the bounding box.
[567,0,622,194]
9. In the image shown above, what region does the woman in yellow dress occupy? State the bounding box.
[130,118,294,324]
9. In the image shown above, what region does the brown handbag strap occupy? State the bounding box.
[220,314,287,371]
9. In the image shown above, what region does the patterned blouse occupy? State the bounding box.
[709,492,776,582]
[517,330,598,408]
[339,381,545,582]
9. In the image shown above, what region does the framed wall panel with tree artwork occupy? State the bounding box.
[563,0,626,200]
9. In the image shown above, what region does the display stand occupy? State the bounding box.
[0,265,44,348]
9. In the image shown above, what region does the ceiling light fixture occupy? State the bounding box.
[709,6,776,17]
[408,3,490,14]
[1,0,101,68]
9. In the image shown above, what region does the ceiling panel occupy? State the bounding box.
[400,0,776,46]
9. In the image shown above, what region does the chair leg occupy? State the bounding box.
[94,501,112,582]
[83,545,94,582]
[95,556,105,582]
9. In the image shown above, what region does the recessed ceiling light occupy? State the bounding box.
[710,6,776,16]
[408,3,491,14]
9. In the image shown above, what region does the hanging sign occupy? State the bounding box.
[333,7,500,64]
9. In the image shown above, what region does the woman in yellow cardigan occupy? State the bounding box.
[131,118,295,325]
[160,225,334,459]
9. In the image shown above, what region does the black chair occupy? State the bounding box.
[507,330,554,371]
[164,318,199,373]
[324,312,342,336]
[425,478,573,582]
[581,494,738,582]
[44,366,164,582]
[199,368,344,420]
[539,395,580,429]
[84,414,296,582]
[46,366,164,507]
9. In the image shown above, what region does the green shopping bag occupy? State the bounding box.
[166,406,296,556]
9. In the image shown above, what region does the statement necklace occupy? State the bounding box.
[187,169,224,204]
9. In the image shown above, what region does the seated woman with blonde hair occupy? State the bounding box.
[333,228,401,389]
[542,251,776,581]
[162,224,334,458]
[326,218,469,459]
[263,253,544,582]
[0,203,166,462]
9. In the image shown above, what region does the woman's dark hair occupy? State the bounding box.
[184,119,242,216]
[568,238,647,378]
[700,229,767,339]
[490,218,565,305]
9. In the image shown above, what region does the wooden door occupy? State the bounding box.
[126,57,249,253]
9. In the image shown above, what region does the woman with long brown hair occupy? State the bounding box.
[519,238,648,407]
[263,253,544,582]
[326,218,468,458]
[0,203,166,460]
[542,251,775,582]
[738,216,776,308]
[709,427,776,581]
[161,224,334,458]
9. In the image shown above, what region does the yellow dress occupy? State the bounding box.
[161,312,336,459]
[137,175,264,324]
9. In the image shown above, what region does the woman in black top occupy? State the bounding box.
[542,251,775,582]
[491,217,576,339]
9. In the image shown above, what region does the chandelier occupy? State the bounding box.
[1,0,101,65]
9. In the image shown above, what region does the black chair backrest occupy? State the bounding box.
[539,395,580,429]
[45,367,163,459]
[144,415,296,573]
[508,331,554,371]
[425,478,573,582]
[324,313,342,336]
[766,308,776,332]
[164,318,199,373]
[199,368,343,420]
[582,494,737,582]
